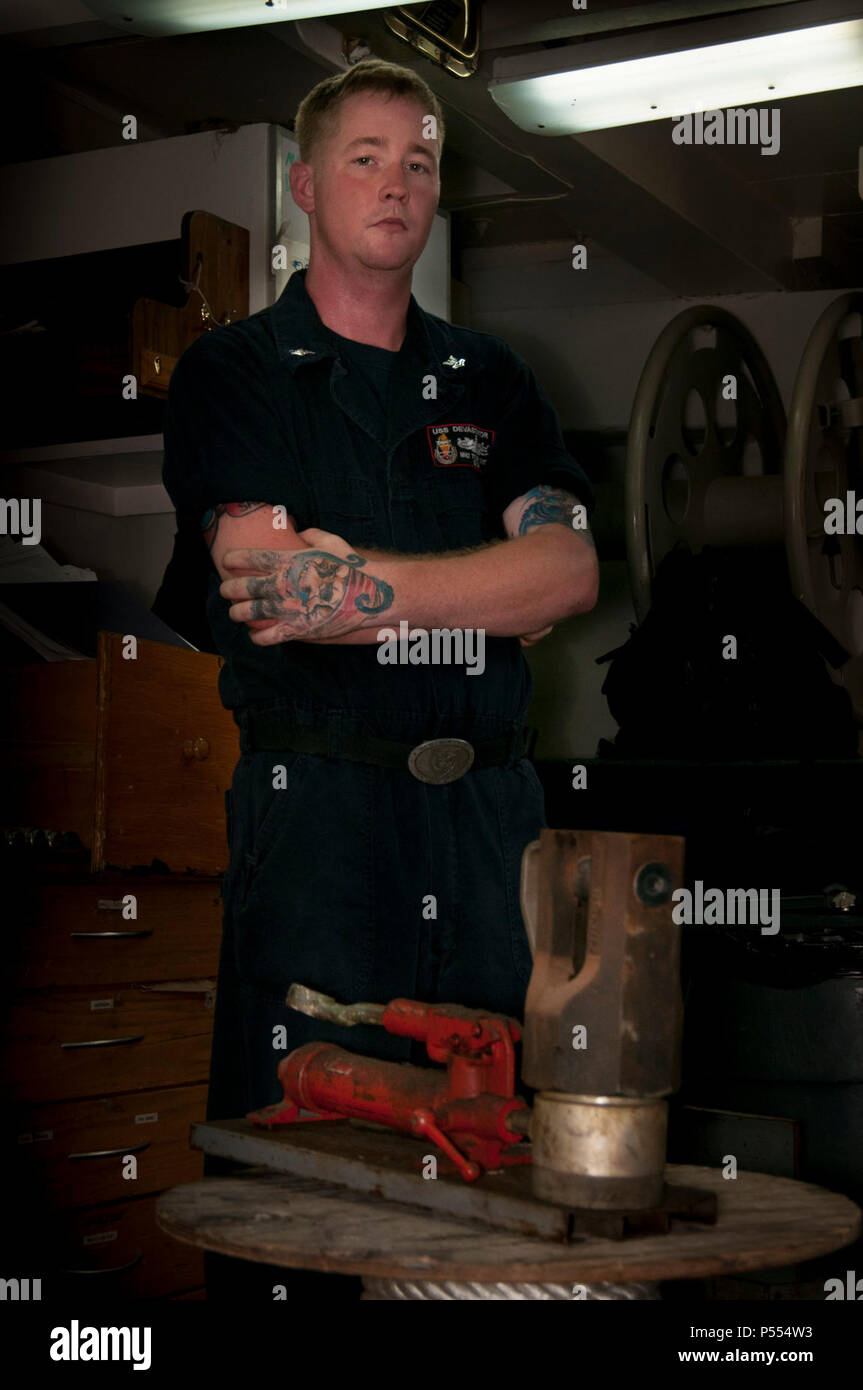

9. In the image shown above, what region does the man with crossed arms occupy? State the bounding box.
[162,61,598,1293]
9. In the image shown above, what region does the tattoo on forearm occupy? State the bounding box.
[202,502,268,551]
[517,485,574,533]
[244,548,394,638]
[517,485,595,548]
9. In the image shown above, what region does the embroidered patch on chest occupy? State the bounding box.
[427,423,494,470]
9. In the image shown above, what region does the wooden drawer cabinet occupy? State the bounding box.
[2,985,215,1104]
[13,1084,208,1208]
[1,626,240,1299]
[12,877,222,989]
[58,1193,205,1299]
[0,630,239,873]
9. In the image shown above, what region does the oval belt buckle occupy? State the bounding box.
[408,738,475,784]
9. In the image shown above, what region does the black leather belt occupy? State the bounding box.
[239,711,536,784]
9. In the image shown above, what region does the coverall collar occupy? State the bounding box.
[272,266,479,383]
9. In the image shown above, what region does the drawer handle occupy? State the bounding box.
[62,1250,143,1277]
[70,930,153,939]
[67,1142,152,1161]
[61,1035,145,1049]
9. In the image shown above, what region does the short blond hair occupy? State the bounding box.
[294,58,445,164]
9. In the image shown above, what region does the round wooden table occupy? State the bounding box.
[156,1163,861,1286]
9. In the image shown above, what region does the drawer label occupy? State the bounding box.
[82,1230,118,1247]
[134,1113,158,1125]
[90,999,115,1011]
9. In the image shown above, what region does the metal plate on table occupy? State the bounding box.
[192,1117,715,1242]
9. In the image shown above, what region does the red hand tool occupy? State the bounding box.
[247,989,531,1182]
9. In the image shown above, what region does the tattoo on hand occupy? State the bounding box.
[202,502,268,551]
[517,485,595,548]
[242,548,394,640]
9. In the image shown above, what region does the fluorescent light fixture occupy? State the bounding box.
[86,0,398,37]
[489,9,863,136]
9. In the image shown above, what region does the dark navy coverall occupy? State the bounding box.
[161,267,593,1291]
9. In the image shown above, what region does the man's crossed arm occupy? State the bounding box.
[203,484,598,648]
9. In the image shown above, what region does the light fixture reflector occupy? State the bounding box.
[489,19,863,134]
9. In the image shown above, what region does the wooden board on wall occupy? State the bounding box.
[132,209,249,398]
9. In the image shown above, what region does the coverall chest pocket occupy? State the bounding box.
[310,474,378,548]
[426,467,490,549]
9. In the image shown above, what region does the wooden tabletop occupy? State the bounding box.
[156,1163,861,1283]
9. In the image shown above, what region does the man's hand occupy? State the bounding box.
[219,528,394,644]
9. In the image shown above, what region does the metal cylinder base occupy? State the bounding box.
[530,1092,668,1210]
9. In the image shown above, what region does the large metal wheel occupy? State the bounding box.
[626,305,787,622]
[785,292,863,719]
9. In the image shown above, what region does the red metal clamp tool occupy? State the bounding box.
[247,986,532,1182]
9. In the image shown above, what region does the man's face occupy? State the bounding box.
[304,91,441,272]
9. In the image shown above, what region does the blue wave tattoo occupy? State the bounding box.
[517,485,592,542]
